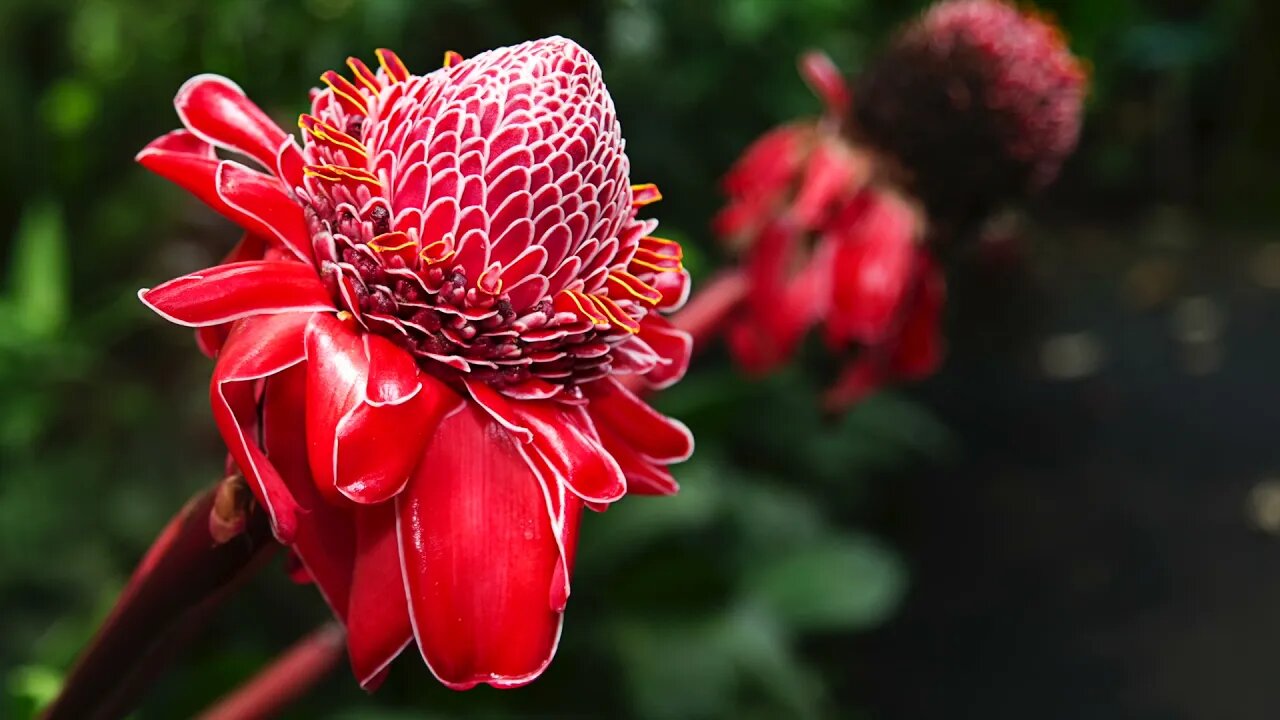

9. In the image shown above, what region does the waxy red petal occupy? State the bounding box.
[397,402,577,689]
[216,162,315,263]
[593,421,679,496]
[210,313,315,541]
[466,381,626,504]
[635,314,692,390]
[348,503,413,688]
[891,258,946,378]
[799,50,851,119]
[305,315,459,505]
[194,233,271,357]
[140,260,333,327]
[584,378,693,464]
[262,364,356,619]
[825,192,918,347]
[137,143,310,263]
[175,74,290,171]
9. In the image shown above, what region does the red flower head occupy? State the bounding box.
[714,52,945,408]
[137,37,693,690]
[854,0,1087,222]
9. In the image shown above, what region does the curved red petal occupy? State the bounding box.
[276,136,306,192]
[652,267,691,312]
[890,257,946,379]
[466,381,626,504]
[263,364,356,619]
[397,402,578,690]
[303,313,368,500]
[825,193,918,347]
[140,260,333,327]
[593,421,679,496]
[175,74,289,171]
[137,144,308,262]
[338,379,463,504]
[791,138,860,231]
[823,357,887,412]
[636,314,693,390]
[798,50,851,119]
[216,161,314,263]
[363,333,421,406]
[210,313,314,541]
[347,503,413,688]
[584,378,693,464]
[138,128,216,159]
[194,233,272,358]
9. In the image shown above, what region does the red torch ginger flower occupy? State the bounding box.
[136,38,693,690]
[714,51,945,407]
[854,0,1087,223]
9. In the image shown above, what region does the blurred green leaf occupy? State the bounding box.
[9,202,70,342]
[40,79,99,139]
[749,534,907,632]
[6,665,62,716]
[613,617,740,720]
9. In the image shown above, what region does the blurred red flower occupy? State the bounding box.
[137,38,693,690]
[715,51,945,409]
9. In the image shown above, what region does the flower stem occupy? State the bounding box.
[195,623,346,720]
[42,478,277,720]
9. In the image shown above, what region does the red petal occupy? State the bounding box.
[791,138,859,231]
[217,162,315,263]
[890,257,946,379]
[276,137,306,191]
[397,402,580,689]
[175,74,289,172]
[823,357,887,412]
[339,343,462,504]
[140,260,333,327]
[636,314,693,390]
[303,314,369,502]
[194,233,271,357]
[263,364,355,619]
[466,381,626,504]
[210,313,314,541]
[594,421,679,496]
[137,143,310,263]
[347,504,413,688]
[305,316,461,505]
[585,378,693,464]
[798,50,850,119]
[139,128,215,159]
[825,192,918,347]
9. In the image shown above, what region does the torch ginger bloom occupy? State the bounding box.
[855,0,1087,223]
[714,51,945,408]
[715,1,1084,408]
[136,38,693,690]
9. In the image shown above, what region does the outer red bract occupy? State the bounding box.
[715,51,945,408]
[137,38,693,690]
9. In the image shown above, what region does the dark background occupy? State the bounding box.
[1,0,1277,718]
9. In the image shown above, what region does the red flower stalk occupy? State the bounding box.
[136,38,693,690]
[854,0,1087,223]
[714,51,946,409]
